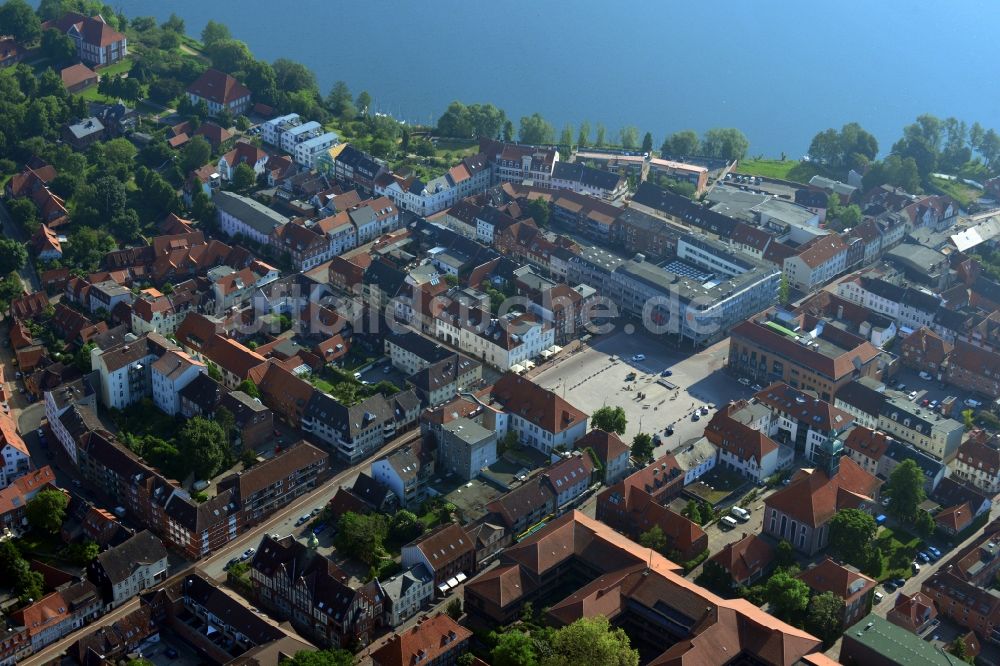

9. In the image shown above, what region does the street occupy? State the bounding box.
[22,427,420,665]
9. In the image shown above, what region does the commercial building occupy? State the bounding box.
[214,190,289,246]
[839,613,960,666]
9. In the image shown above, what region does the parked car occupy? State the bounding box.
[892,578,906,588]
[665,426,674,436]
[227,557,241,568]
[965,398,982,408]
[873,591,884,604]
[631,354,646,362]
[751,383,762,391]
[661,369,673,377]
[244,548,255,558]
[883,581,897,593]
[312,523,327,535]
[916,552,929,563]
[919,371,932,380]
[295,514,310,526]
[691,412,700,422]
[912,562,921,573]
[720,516,738,529]
[896,383,906,392]
[738,377,751,386]
[311,507,322,516]
[700,406,709,415]
[730,506,750,522]
[927,546,942,559]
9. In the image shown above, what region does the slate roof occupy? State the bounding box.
[94,530,167,585]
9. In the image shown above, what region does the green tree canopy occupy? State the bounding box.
[0,0,41,44]
[619,126,639,149]
[232,162,257,192]
[0,239,27,276]
[805,591,845,645]
[491,629,538,666]
[279,649,354,666]
[178,416,228,480]
[273,58,317,94]
[325,81,355,119]
[524,198,550,227]
[237,379,261,399]
[334,511,388,565]
[204,38,253,74]
[543,616,639,666]
[764,570,810,622]
[828,508,877,567]
[26,488,69,534]
[641,132,653,153]
[807,122,879,172]
[389,510,423,544]
[631,433,654,462]
[591,407,627,436]
[701,128,749,161]
[201,20,232,46]
[885,459,926,522]
[40,28,76,66]
[639,524,667,553]
[519,113,555,145]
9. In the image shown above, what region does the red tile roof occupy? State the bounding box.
[60,63,97,89]
[708,533,775,584]
[797,557,876,605]
[0,466,55,517]
[935,502,974,533]
[887,591,937,634]
[408,522,474,574]
[492,373,588,435]
[704,403,779,464]
[574,428,629,465]
[370,614,471,666]
[765,456,881,529]
[186,68,251,106]
[843,426,891,463]
[795,234,848,269]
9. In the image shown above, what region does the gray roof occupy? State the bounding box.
[213,191,289,236]
[381,563,432,603]
[94,530,167,585]
[442,417,493,445]
[66,117,105,140]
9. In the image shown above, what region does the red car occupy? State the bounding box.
[921,398,930,407]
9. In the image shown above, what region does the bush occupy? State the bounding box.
[682,549,710,572]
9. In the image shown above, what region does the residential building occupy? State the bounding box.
[921,570,1000,650]
[216,142,269,182]
[381,564,433,627]
[935,502,974,535]
[944,340,1000,399]
[707,533,775,589]
[950,432,1000,494]
[10,581,102,656]
[764,440,881,554]
[672,436,719,485]
[463,511,823,664]
[484,475,556,537]
[87,530,168,608]
[541,452,594,508]
[491,373,588,454]
[797,557,876,628]
[0,466,56,533]
[596,481,707,561]
[574,428,630,485]
[92,332,179,409]
[550,161,627,199]
[88,280,132,315]
[877,393,964,461]
[704,402,794,483]
[371,440,434,508]
[0,414,31,488]
[753,382,853,460]
[783,235,849,293]
[214,190,289,245]
[648,157,709,192]
[887,591,938,634]
[401,523,476,588]
[371,614,471,666]
[217,442,329,526]
[437,311,555,371]
[839,613,958,666]
[44,12,127,66]
[302,389,420,464]
[185,68,251,115]
[842,426,891,478]
[437,417,497,481]
[481,139,559,186]
[150,350,206,416]
[728,308,884,402]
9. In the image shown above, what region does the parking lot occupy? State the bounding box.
[889,366,991,417]
[533,331,752,449]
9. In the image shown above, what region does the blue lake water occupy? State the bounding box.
[106,0,1000,156]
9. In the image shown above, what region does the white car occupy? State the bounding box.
[965,398,982,408]
[918,371,932,380]
[730,506,750,522]
[631,354,646,362]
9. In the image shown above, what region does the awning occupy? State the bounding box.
[455,572,467,584]
[446,576,459,588]
[550,345,563,354]
[540,350,552,359]
[523,360,536,370]
[510,363,525,374]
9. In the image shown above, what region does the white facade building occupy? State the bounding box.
[151,351,206,417]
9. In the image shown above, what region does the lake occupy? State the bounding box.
[106,0,1000,157]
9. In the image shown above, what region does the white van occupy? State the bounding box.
[730,506,750,522]
[720,516,738,529]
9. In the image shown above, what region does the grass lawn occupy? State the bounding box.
[433,137,479,159]
[736,159,827,184]
[872,526,921,582]
[308,376,336,393]
[928,176,981,208]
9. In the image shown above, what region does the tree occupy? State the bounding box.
[595,123,606,147]
[519,113,555,145]
[7,198,38,231]
[325,81,355,119]
[92,138,138,182]
[631,433,654,462]
[335,512,388,565]
[885,459,926,522]
[389,510,423,544]
[232,162,257,192]
[26,488,69,534]
[961,408,975,430]
[639,525,667,553]
[764,571,810,622]
[356,90,372,116]
[237,379,260,399]
[952,635,973,664]
[180,136,212,174]
[492,630,538,666]
[828,509,877,568]
[577,121,590,148]
[0,239,27,276]
[702,128,749,161]
[544,616,639,666]
[774,539,796,570]
[778,273,791,305]
[915,509,936,539]
[446,597,462,620]
[204,38,253,74]
[161,13,185,34]
[661,130,700,157]
[502,120,514,142]
[62,227,116,273]
[273,58,317,93]
[559,124,573,149]
[525,197,550,227]
[619,126,639,150]
[201,20,232,46]
[278,649,354,666]
[178,417,228,480]
[682,499,702,525]
[806,591,845,645]
[807,123,878,172]
[40,28,76,66]
[591,406,627,436]
[0,0,41,44]
[641,132,653,154]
